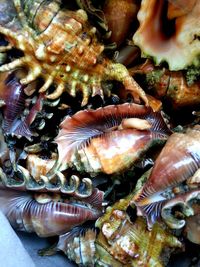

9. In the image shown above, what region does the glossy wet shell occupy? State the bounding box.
[55,103,170,174]
[0,188,102,237]
[133,128,200,227]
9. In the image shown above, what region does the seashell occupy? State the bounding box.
[135,60,200,108]
[187,168,200,189]
[132,127,200,228]
[0,70,44,138]
[133,0,200,70]
[167,0,197,19]
[0,0,148,106]
[0,188,103,237]
[103,0,139,46]
[76,0,108,32]
[184,213,200,245]
[0,115,9,164]
[55,227,97,266]
[26,153,57,182]
[0,164,94,198]
[54,103,171,175]
[116,45,141,66]
[96,209,182,266]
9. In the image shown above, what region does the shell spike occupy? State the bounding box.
[0,26,19,41]
[75,178,93,198]
[47,83,65,100]
[81,85,90,107]
[106,63,149,105]
[0,58,24,72]
[13,0,35,35]
[0,44,12,52]
[20,62,42,84]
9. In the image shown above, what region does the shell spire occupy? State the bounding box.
[132,127,200,228]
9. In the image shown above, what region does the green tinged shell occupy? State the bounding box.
[95,185,182,267]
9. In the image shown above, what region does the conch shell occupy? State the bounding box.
[133,0,200,70]
[132,127,200,228]
[0,188,103,237]
[54,103,170,175]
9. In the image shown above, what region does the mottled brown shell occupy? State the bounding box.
[103,0,139,46]
[0,0,148,106]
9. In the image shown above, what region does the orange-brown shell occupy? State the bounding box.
[133,0,200,70]
[0,0,148,106]
[26,154,57,181]
[130,60,200,108]
[103,0,139,46]
[54,103,170,175]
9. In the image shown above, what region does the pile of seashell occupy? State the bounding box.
[0,0,200,266]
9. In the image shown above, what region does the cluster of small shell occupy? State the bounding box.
[0,0,200,266]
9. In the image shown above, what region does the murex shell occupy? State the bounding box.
[54,103,170,175]
[132,126,200,228]
[0,0,148,106]
[133,0,200,70]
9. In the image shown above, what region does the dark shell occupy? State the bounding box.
[0,71,42,138]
